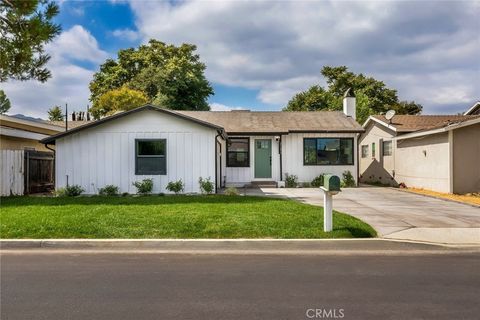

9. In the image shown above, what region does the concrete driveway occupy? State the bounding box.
[247,187,480,245]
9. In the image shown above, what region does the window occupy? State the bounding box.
[227,138,249,167]
[135,139,166,175]
[361,145,369,158]
[372,143,376,158]
[304,138,354,165]
[383,140,392,156]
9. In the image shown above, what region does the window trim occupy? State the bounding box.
[382,140,392,156]
[135,139,167,175]
[226,137,250,168]
[361,145,369,158]
[303,137,355,166]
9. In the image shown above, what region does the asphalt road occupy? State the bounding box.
[1,251,479,320]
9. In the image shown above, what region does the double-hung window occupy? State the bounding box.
[227,138,249,167]
[383,140,392,156]
[304,138,354,165]
[135,139,166,175]
[361,145,369,158]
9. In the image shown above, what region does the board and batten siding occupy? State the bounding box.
[282,133,358,183]
[224,136,280,185]
[55,110,217,194]
[0,150,24,196]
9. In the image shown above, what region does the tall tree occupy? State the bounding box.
[89,86,148,119]
[0,0,61,82]
[0,90,11,114]
[284,66,422,124]
[47,105,63,121]
[89,40,213,111]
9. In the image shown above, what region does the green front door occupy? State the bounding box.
[254,139,272,178]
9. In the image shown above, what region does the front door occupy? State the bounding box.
[254,139,272,179]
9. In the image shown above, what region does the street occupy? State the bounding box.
[1,250,479,320]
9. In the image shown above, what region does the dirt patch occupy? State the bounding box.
[405,188,480,206]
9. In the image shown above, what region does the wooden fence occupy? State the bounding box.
[0,150,24,196]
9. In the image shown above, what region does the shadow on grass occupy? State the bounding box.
[335,227,377,238]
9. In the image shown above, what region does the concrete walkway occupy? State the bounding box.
[245,187,480,245]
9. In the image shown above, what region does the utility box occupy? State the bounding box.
[323,174,341,192]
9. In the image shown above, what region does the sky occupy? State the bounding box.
[2,0,479,118]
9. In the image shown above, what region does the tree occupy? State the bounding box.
[0,0,61,82]
[47,105,63,121]
[284,66,423,124]
[89,40,213,111]
[89,86,148,119]
[0,90,11,114]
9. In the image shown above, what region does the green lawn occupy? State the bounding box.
[0,195,376,239]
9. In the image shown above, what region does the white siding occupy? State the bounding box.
[224,136,281,186]
[55,110,217,194]
[282,133,358,183]
[0,150,24,196]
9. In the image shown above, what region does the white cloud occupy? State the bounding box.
[112,28,140,41]
[209,102,246,111]
[127,0,480,113]
[2,25,108,118]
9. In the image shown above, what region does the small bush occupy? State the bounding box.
[224,187,239,196]
[311,174,325,187]
[98,185,119,196]
[199,177,214,194]
[285,173,298,188]
[166,180,184,194]
[121,192,130,197]
[132,179,154,195]
[56,185,84,197]
[301,182,311,188]
[342,170,356,188]
[398,182,407,189]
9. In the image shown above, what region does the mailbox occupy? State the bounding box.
[323,174,341,192]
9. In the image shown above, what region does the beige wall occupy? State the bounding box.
[358,123,396,185]
[452,123,480,194]
[395,132,450,193]
[0,135,52,152]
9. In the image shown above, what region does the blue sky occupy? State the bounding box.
[3,0,479,117]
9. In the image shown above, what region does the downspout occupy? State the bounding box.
[215,131,224,193]
[279,135,283,181]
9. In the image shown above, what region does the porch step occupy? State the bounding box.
[246,181,278,188]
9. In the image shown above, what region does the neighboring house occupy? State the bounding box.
[464,101,480,115]
[359,114,480,194]
[41,94,363,194]
[0,114,64,151]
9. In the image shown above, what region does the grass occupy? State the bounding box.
[405,188,480,206]
[0,195,376,239]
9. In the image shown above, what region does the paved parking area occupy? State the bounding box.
[246,186,480,244]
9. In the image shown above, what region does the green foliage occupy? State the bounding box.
[89,40,213,112]
[47,105,63,121]
[166,180,184,194]
[90,86,148,119]
[311,174,325,187]
[198,177,214,194]
[224,187,239,196]
[285,174,298,188]
[283,66,423,124]
[342,170,356,188]
[0,0,61,82]
[55,185,84,197]
[132,179,153,195]
[0,90,11,114]
[98,185,119,196]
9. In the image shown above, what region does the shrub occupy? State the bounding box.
[224,186,239,196]
[398,182,407,189]
[199,177,214,194]
[132,178,153,195]
[166,180,184,194]
[342,170,356,188]
[311,174,325,187]
[98,185,119,196]
[285,173,298,188]
[121,192,130,197]
[302,182,311,188]
[55,185,84,197]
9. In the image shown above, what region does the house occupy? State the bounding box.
[41,93,363,194]
[0,114,64,151]
[359,113,480,194]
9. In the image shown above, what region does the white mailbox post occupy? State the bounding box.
[320,175,341,232]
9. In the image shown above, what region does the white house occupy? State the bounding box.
[42,94,363,194]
